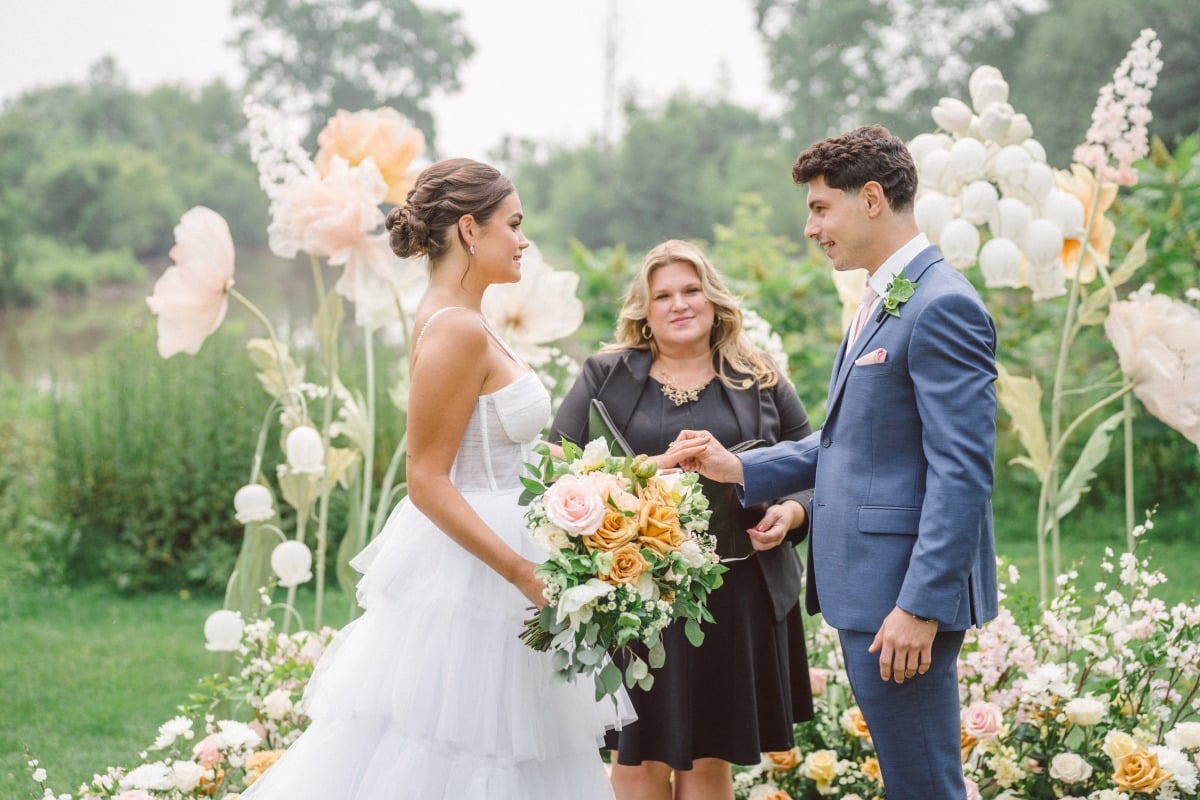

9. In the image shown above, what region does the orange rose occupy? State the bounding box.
[1113,748,1172,793]
[604,543,651,585]
[765,747,802,772]
[583,508,639,552]
[637,484,683,556]
[961,723,978,762]
[841,706,872,741]
[243,749,286,786]
[861,755,883,784]
[760,790,792,800]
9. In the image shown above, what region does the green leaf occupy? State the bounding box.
[596,661,622,701]
[1109,230,1149,288]
[1050,410,1127,528]
[553,649,570,672]
[648,639,666,669]
[1077,286,1111,327]
[684,618,705,647]
[996,363,1051,481]
[577,645,604,667]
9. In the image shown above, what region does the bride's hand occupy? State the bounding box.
[510,559,549,610]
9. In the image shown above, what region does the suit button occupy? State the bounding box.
[821,437,831,447]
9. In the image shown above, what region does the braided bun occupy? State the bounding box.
[386,205,432,258]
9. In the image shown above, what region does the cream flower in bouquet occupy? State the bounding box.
[518,438,725,701]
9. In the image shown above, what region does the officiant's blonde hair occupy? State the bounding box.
[606,239,780,390]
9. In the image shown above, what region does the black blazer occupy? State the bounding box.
[550,348,813,620]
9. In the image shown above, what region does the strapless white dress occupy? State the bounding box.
[242,372,632,799]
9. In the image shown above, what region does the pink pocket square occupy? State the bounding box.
[854,348,887,366]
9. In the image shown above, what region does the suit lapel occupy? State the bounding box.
[826,246,944,418]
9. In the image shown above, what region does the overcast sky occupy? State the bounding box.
[0,0,780,158]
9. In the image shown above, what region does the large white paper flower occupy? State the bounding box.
[482,243,584,365]
[146,207,236,358]
[1105,290,1200,449]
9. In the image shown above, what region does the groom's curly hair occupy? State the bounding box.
[792,125,918,212]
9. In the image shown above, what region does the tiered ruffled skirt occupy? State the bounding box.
[242,487,632,799]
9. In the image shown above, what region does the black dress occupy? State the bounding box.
[551,355,814,769]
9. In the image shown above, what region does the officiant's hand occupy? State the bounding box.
[674,429,745,485]
[747,501,806,551]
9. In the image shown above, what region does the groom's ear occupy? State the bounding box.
[860,181,888,218]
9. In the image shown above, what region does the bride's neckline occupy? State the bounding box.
[481,370,539,398]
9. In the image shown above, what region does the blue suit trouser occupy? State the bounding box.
[838,628,967,800]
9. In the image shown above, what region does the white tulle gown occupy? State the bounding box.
[242,369,632,799]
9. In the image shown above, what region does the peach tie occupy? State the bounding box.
[848,284,879,346]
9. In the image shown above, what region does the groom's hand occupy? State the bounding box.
[869,606,937,683]
[673,430,745,485]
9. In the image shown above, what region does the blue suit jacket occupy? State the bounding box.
[740,246,999,633]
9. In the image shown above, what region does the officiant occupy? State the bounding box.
[550,239,816,800]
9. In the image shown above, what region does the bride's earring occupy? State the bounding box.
[469,244,475,255]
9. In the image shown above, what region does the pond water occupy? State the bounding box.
[0,250,324,385]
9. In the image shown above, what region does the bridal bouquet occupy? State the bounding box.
[519,438,726,701]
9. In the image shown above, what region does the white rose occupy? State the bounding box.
[678,538,708,569]
[1064,696,1107,726]
[1048,752,1093,783]
[262,688,294,720]
[171,760,207,793]
[1166,721,1200,750]
[530,523,571,555]
[555,579,615,629]
[579,437,611,470]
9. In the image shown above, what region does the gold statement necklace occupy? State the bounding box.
[657,369,714,407]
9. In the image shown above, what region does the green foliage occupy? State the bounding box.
[24,139,181,255]
[1113,135,1200,298]
[989,0,1200,164]
[10,236,144,303]
[49,324,271,592]
[230,0,474,146]
[0,59,266,305]
[512,94,807,254]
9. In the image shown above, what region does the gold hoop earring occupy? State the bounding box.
[713,317,721,328]
[641,323,653,340]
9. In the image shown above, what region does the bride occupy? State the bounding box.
[241,158,631,799]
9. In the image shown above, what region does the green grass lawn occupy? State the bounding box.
[0,575,353,800]
[1,521,1194,800]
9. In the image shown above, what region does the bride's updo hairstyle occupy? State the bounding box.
[386,158,514,261]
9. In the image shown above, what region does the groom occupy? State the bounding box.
[680,126,998,798]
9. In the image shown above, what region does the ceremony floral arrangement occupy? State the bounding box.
[518,438,726,701]
[29,615,337,800]
[733,518,1200,800]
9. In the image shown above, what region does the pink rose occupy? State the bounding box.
[542,475,606,537]
[961,700,1003,739]
[809,668,829,697]
[964,777,982,800]
[192,733,221,768]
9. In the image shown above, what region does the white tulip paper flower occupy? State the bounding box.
[285,425,325,475]
[203,609,244,652]
[271,540,314,588]
[233,483,274,525]
[979,237,1022,288]
[939,219,981,270]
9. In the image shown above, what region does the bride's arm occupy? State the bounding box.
[405,313,546,608]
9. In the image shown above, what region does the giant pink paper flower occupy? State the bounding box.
[315,108,426,205]
[334,232,427,328]
[267,156,387,263]
[1105,291,1200,449]
[146,206,235,358]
